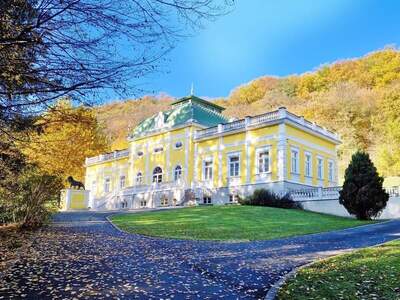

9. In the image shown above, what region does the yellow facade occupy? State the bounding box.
[85,97,341,208]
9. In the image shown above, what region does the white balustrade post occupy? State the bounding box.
[278,107,287,119]
[318,186,323,199]
[218,123,223,133]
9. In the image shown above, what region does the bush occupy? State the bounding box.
[0,166,63,228]
[240,189,302,209]
[339,151,389,220]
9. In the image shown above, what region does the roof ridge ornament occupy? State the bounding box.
[190,83,194,96]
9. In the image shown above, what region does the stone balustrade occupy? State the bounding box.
[194,107,339,141]
[85,149,129,165]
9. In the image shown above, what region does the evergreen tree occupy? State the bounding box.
[339,151,389,220]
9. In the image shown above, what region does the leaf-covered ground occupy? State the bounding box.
[0,225,34,273]
[0,212,399,299]
[111,206,371,241]
[278,239,400,300]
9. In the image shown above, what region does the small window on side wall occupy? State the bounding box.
[175,141,183,149]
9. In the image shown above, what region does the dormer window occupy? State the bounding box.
[154,146,163,153]
[175,141,183,149]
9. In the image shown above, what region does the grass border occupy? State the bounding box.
[267,236,400,300]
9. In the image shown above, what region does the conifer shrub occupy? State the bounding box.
[339,151,389,220]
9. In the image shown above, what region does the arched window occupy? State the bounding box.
[152,167,163,183]
[174,165,182,181]
[136,172,143,185]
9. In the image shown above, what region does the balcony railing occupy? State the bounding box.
[194,108,340,141]
[85,149,129,165]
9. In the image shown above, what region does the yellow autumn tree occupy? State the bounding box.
[22,99,110,184]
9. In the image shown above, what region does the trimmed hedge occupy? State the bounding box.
[240,189,302,209]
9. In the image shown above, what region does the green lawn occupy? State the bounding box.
[110,206,371,241]
[278,239,400,300]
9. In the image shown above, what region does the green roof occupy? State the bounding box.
[130,95,229,138]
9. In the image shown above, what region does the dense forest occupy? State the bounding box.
[96,47,400,181]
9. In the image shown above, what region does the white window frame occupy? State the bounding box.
[317,156,324,180]
[290,147,300,174]
[152,166,163,183]
[104,177,111,193]
[174,165,182,181]
[227,152,241,178]
[304,152,312,177]
[119,175,126,189]
[256,146,271,174]
[203,158,213,181]
[328,159,334,182]
[136,172,143,185]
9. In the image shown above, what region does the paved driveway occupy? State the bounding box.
[1,211,399,299]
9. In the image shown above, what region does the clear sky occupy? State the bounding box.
[119,0,400,101]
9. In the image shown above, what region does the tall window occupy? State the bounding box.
[104,177,111,193]
[228,155,240,177]
[203,160,213,181]
[153,167,163,183]
[328,161,334,181]
[257,149,270,173]
[174,165,182,181]
[305,153,312,177]
[317,158,324,179]
[119,176,126,189]
[291,149,299,173]
[136,172,143,184]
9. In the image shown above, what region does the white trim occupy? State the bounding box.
[327,159,335,183]
[218,136,223,186]
[202,158,213,181]
[277,123,287,181]
[317,155,324,180]
[255,145,272,175]
[227,151,241,178]
[185,128,190,186]
[304,151,313,178]
[290,147,300,174]
[245,131,251,184]
[104,176,111,193]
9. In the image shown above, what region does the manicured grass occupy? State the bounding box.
[278,239,400,300]
[110,206,371,241]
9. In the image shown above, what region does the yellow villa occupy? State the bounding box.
[84,95,341,210]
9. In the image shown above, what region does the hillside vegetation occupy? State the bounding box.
[96,48,400,180]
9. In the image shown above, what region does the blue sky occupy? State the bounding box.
[119,0,400,101]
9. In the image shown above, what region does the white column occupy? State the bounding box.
[145,142,150,184]
[218,136,223,187]
[185,128,190,188]
[194,141,198,187]
[277,123,287,182]
[166,134,171,182]
[245,116,251,184]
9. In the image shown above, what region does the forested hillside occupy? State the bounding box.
[96,48,400,179]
